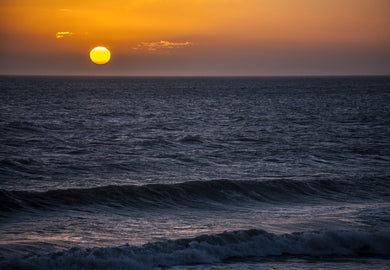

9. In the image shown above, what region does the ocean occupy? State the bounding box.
[0,76,389,269]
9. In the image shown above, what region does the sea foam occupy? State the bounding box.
[2,229,389,270]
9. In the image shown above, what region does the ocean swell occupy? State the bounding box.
[1,178,389,213]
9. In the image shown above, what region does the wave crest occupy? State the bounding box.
[2,229,389,270]
[1,178,389,212]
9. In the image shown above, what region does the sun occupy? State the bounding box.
[90,46,111,65]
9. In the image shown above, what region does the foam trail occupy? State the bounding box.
[2,229,389,270]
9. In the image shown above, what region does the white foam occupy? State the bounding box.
[2,229,389,270]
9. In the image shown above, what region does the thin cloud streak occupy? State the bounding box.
[133,41,194,52]
[56,32,74,39]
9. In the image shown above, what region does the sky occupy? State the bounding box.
[0,0,389,76]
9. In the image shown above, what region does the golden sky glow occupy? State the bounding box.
[0,0,389,75]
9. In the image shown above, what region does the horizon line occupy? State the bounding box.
[1,73,390,78]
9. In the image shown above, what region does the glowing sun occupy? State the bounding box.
[90,46,111,65]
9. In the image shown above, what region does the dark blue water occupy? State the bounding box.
[1,76,390,269]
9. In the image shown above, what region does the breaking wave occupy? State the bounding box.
[1,229,389,270]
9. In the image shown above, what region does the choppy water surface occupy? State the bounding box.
[1,76,390,269]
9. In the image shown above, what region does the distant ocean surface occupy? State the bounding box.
[1,76,389,269]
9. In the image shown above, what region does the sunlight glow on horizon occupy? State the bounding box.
[0,0,389,75]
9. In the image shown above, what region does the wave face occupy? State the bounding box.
[1,178,389,213]
[1,229,389,270]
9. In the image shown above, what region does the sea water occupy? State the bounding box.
[0,76,389,269]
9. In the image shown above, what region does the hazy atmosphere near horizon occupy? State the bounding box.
[1,1,390,270]
[1,0,390,76]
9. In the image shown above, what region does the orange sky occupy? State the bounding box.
[1,0,389,75]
